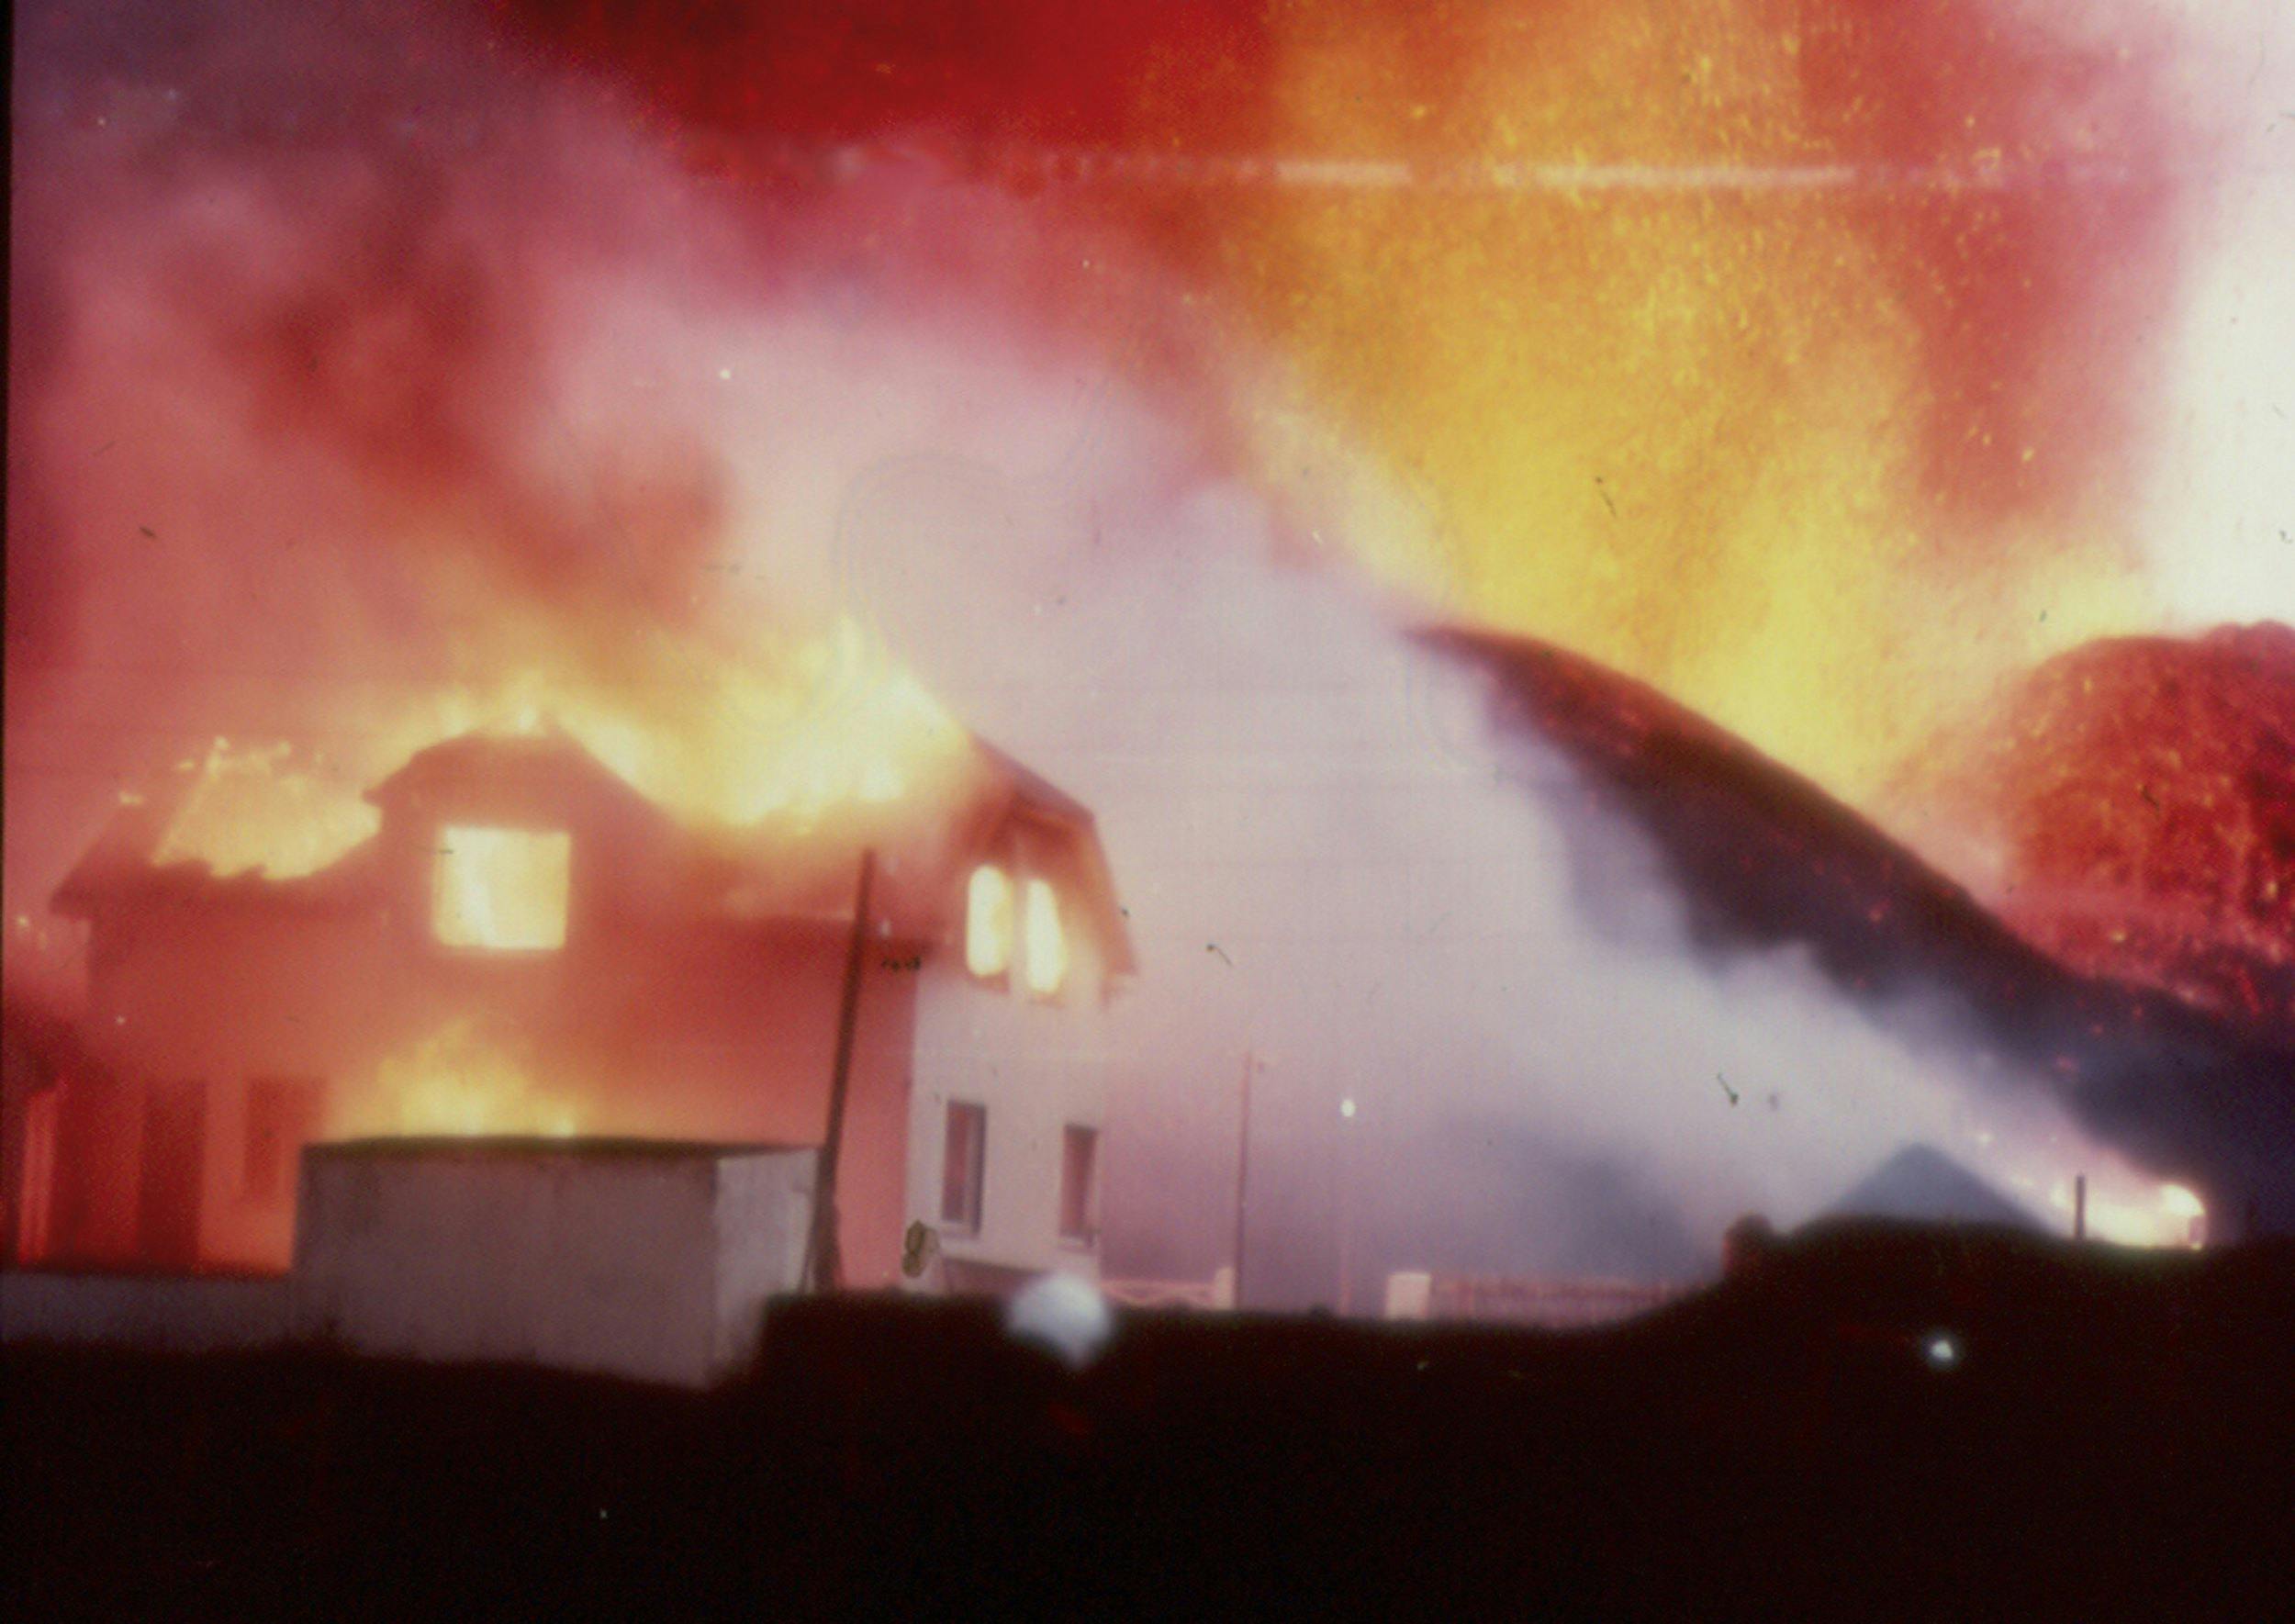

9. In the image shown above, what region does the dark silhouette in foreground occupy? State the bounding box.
[7,1223,2292,1619]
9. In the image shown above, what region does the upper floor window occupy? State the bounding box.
[433,826,571,951]
[966,863,1014,980]
[1023,878,1068,998]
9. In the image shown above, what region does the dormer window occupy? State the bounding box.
[966,863,1014,980]
[432,826,571,951]
[1023,878,1067,998]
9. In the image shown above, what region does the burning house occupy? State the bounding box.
[21,722,1132,1289]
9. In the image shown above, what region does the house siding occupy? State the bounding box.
[907,926,1112,1284]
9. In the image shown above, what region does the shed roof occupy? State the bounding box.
[1822,1145,2043,1232]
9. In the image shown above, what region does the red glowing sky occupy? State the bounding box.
[6,0,2287,1261]
[6,0,2289,978]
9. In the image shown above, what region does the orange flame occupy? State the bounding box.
[2042,1174,2208,1249]
[337,1020,580,1139]
[432,826,571,951]
[140,617,971,879]
[152,738,382,879]
[1212,0,2174,805]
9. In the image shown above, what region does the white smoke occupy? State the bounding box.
[7,0,2186,1303]
[780,328,2175,1295]
[2133,0,2295,626]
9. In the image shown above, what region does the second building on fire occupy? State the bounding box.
[17,725,1133,1291]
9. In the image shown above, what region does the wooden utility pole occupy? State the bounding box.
[804,848,877,1294]
[2073,1173,2087,1243]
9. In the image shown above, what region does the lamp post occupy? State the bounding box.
[1232,1050,1265,1308]
[1338,1094,1359,1316]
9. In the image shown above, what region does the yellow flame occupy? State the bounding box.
[431,826,571,951]
[1024,877,1069,996]
[2047,1176,2209,1249]
[1232,1,2158,806]
[142,618,971,879]
[534,616,968,829]
[152,738,381,879]
[341,1020,583,1139]
[967,863,1015,977]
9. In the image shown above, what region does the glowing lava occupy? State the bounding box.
[1906,622,2295,1032]
[1215,0,2184,804]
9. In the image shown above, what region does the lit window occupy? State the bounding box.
[433,827,571,950]
[1023,879,1068,997]
[942,1102,986,1233]
[1059,1125,1099,1245]
[966,864,1013,979]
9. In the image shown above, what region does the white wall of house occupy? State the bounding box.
[905,910,1114,1286]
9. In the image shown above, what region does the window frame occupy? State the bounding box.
[429,823,574,955]
[940,1100,987,1235]
[1058,1123,1100,1248]
[1021,875,1069,1003]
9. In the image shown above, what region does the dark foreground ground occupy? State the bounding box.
[7,1223,2294,1620]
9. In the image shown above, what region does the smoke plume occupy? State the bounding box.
[6,0,2252,1292]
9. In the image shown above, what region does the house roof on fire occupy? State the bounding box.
[55,727,1136,979]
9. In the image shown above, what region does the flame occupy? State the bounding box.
[432,827,571,951]
[2045,1173,2209,1249]
[967,863,1015,978]
[152,738,381,879]
[2157,1182,2204,1221]
[341,1020,580,1139]
[1208,0,2177,805]
[139,618,971,879]
[544,616,969,829]
[1023,876,1069,996]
